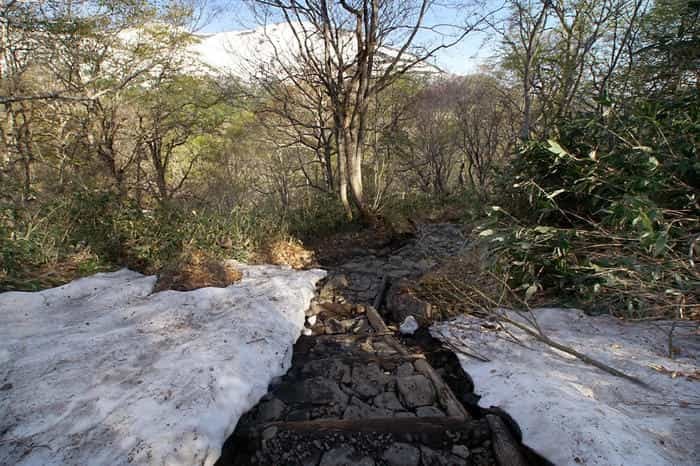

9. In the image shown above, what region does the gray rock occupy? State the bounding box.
[276,377,348,409]
[382,443,420,466]
[343,260,381,273]
[257,398,286,422]
[387,280,433,325]
[396,362,415,377]
[416,406,444,417]
[319,274,350,302]
[319,446,374,466]
[415,258,437,271]
[399,315,419,335]
[419,446,442,466]
[343,397,392,419]
[351,363,389,398]
[386,268,413,280]
[309,378,349,407]
[419,446,460,466]
[261,426,277,445]
[285,409,309,421]
[303,359,351,383]
[452,445,470,459]
[397,375,435,408]
[373,392,404,411]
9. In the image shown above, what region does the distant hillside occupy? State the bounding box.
[184,22,443,81]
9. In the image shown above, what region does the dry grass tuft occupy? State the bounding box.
[253,238,315,269]
[154,250,242,292]
[414,252,512,320]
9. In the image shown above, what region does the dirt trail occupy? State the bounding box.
[217,224,549,466]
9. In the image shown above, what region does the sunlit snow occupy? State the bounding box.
[0,265,325,466]
[432,308,700,466]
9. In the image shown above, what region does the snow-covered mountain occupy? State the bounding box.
[185,22,443,81]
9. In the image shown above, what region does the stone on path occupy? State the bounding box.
[397,374,436,408]
[320,446,375,466]
[382,443,421,466]
[400,315,420,335]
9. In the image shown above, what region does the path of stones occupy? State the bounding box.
[217,224,534,466]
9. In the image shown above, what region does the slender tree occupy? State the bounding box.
[246,0,492,220]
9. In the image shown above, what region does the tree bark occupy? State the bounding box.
[334,126,353,220]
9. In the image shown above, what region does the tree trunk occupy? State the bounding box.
[335,128,353,220]
[149,140,169,203]
[520,72,531,141]
[344,126,372,221]
[323,140,334,192]
[22,152,31,202]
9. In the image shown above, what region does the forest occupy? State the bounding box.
[1,0,698,320]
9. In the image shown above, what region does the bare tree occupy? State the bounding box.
[589,0,648,105]
[497,0,649,138]
[246,0,493,220]
[454,74,518,191]
[256,75,337,195]
[395,78,460,196]
[498,0,550,140]
[0,1,206,203]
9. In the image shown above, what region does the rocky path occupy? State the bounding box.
[216,224,537,466]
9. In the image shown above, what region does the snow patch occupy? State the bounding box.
[186,23,441,81]
[399,315,419,335]
[0,264,325,466]
[431,308,700,466]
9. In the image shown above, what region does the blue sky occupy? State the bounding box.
[198,1,502,75]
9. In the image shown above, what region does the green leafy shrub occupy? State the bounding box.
[286,194,355,239]
[482,92,699,317]
[69,195,282,273]
[0,197,107,290]
[1,190,290,290]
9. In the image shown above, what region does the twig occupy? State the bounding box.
[498,313,651,389]
[668,320,677,359]
[439,335,491,362]
[428,272,652,389]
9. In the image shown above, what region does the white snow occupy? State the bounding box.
[186,23,442,81]
[432,308,700,466]
[399,315,419,335]
[114,22,442,85]
[0,264,325,466]
[188,24,310,80]
[306,314,317,327]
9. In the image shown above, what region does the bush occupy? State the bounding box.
[70,195,286,274]
[382,190,483,226]
[0,198,107,291]
[480,92,699,318]
[1,191,290,290]
[285,194,356,239]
